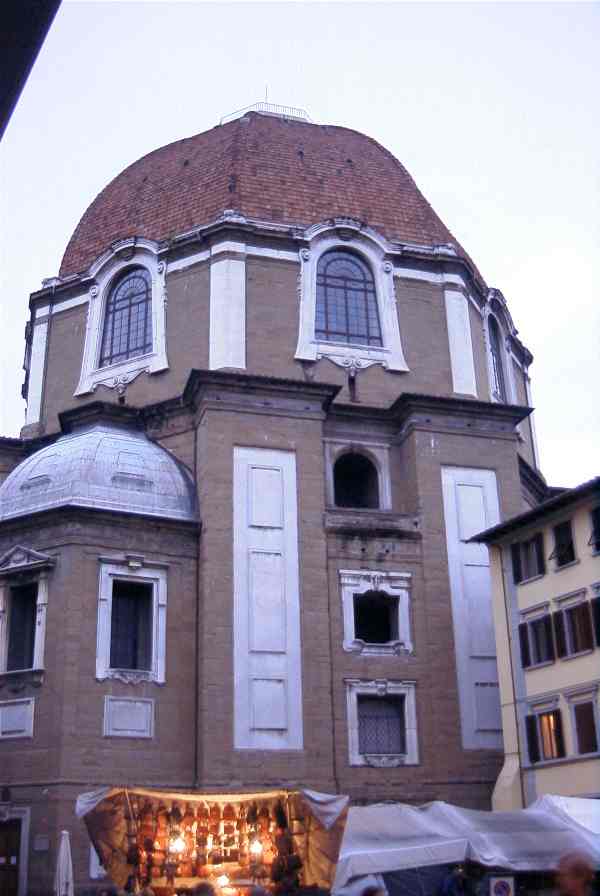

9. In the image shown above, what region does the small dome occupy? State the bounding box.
[0,424,197,523]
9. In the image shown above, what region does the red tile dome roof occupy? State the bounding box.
[60,113,469,278]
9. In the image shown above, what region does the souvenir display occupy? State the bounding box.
[102,793,302,893]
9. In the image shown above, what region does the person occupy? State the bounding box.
[557,852,594,896]
[441,865,470,896]
[360,886,386,896]
[192,885,217,896]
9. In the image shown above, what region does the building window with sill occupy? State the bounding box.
[553,601,594,658]
[525,706,565,763]
[334,452,380,509]
[340,569,412,656]
[75,244,168,396]
[518,614,555,668]
[99,267,152,367]
[346,678,418,766]
[511,533,545,583]
[96,559,167,683]
[550,520,576,568]
[294,227,409,373]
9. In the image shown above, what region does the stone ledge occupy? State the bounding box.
[324,509,421,538]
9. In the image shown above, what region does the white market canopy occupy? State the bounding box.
[333,797,600,892]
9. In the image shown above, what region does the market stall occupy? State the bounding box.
[75,787,349,892]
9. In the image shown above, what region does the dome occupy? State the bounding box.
[60,112,466,277]
[0,424,197,523]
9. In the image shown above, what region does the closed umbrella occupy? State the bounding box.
[55,830,74,896]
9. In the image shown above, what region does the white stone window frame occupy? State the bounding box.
[339,569,412,656]
[325,439,392,511]
[346,678,419,767]
[564,683,600,757]
[96,558,167,685]
[76,239,168,396]
[0,805,30,896]
[295,225,409,373]
[0,547,54,675]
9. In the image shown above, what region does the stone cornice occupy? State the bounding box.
[184,369,340,421]
[58,401,143,434]
[0,503,201,535]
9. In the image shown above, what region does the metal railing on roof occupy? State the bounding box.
[220,101,311,125]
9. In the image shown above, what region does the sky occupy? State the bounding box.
[0,0,598,487]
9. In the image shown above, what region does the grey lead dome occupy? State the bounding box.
[0,423,197,522]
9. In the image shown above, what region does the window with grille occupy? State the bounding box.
[315,251,382,347]
[525,707,565,763]
[549,520,576,568]
[109,580,153,672]
[488,316,507,402]
[573,701,598,755]
[518,614,555,668]
[99,267,153,367]
[511,534,545,583]
[354,592,399,644]
[357,695,406,755]
[6,583,37,671]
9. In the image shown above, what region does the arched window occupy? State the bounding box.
[99,267,153,368]
[316,251,382,347]
[488,315,507,402]
[333,452,380,509]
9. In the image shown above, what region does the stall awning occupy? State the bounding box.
[333,798,600,892]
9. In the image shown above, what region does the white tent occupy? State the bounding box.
[333,798,600,894]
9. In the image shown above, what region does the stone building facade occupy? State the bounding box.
[0,107,549,893]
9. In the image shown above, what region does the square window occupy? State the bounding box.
[357,695,406,755]
[7,583,37,672]
[550,521,576,568]
[353,592,399,644]
[573,701,598,755]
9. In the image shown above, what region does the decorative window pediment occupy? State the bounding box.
[295,225,409,373]
[339,569,412,656]
[75,240,168,396]
[0,546,55,577]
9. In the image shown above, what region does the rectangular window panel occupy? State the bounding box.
[110,580,153,671]
[573,701,598,755]
[354,593,398,644]
[552,521,575,567]
[357,695,406,754]
[7,583,37,671]
[529,615,555,665]
[539,709,564,760]
[591,507,600,552]
[564,603,594,655]
[512,534,545,583]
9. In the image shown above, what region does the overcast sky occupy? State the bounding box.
[1,1,598,487]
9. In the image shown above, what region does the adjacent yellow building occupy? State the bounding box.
[475,477,600,809]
